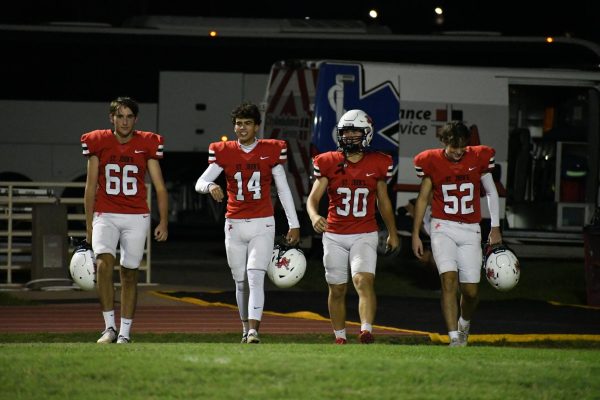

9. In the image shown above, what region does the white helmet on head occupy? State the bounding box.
[336,109,374,152]
[267,244,307,289]
[69,240,96,291]
[483,244,520,292]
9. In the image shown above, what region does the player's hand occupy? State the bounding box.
[386,233,400,254]
[154,222,168,242]
[310,215,328,233]
[209,184,224,202]
[286,228,300,245]
[412,235,424,259]
[488,226,502,246]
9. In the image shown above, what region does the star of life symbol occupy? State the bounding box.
[276,256,290,270]
[324,63,399,151]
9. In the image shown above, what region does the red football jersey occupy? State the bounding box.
[313,151,393,234]
[413,145,495,224]
[80,129,164,213]
[208,139,287,219]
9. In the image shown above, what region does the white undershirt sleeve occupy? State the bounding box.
[195,163,224,193]
[272,164,300,229]
[481,172,500,227]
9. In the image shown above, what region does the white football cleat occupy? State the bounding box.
[449,337,466,347]
[458,320,470,346]
[246,331,260,344]
[97,327,117,344]
[116,335,131,344]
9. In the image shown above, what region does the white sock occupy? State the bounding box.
[235,280,249,322]
[248,328,258,336]
[119,318,133,338]
[102,311,115,330]
[361,323,373,333]
[448,330,459,340]
[247,269,265,321]
[242,320,249,335]
[458,316,470,329]
[334,328,346,339]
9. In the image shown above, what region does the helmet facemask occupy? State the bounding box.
[337,128,370,153]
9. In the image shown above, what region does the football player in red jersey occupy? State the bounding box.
[412,121,502,347]
[81,97,169,344]
[195,102,300,344]
[307,110,399,344]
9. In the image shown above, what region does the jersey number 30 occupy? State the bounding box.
[336,187,368,217]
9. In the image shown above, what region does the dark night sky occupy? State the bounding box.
[2,0,599,104]
[1,0,599,44]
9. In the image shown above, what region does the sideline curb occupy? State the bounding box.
[152,291,600,344]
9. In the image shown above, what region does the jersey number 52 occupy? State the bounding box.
[441,182,474,215]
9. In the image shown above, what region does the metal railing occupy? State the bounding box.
[0,181,153,287]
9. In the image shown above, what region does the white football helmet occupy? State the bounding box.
[267,244,307,289]
[69,240,96,291]
[484,244,520,292]
[336,109,374,152]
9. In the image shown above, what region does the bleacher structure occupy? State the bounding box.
[0,181,153,289]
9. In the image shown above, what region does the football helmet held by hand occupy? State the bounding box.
[483,243,520,292]
[69,239,96,291]
[267,243,307,288]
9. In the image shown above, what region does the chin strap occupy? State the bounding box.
[274,237,304,258]
[71,237,92,254]
[335,150,348,175]
[482,242,517,269]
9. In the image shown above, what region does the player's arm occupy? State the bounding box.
[481,172,502,245]
[83,155,99,243]
[147,158,169,242]
[307,177,328,233]
[376,180,399,252]
[195,163,225,202]
[272,164,300,245]
[412,176,433,259]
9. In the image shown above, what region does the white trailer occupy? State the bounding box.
[261,60,600,257]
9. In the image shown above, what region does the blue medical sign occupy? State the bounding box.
[311,62,399,167]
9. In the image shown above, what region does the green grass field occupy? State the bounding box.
[1,342,599,400]
[1,250,596,399]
